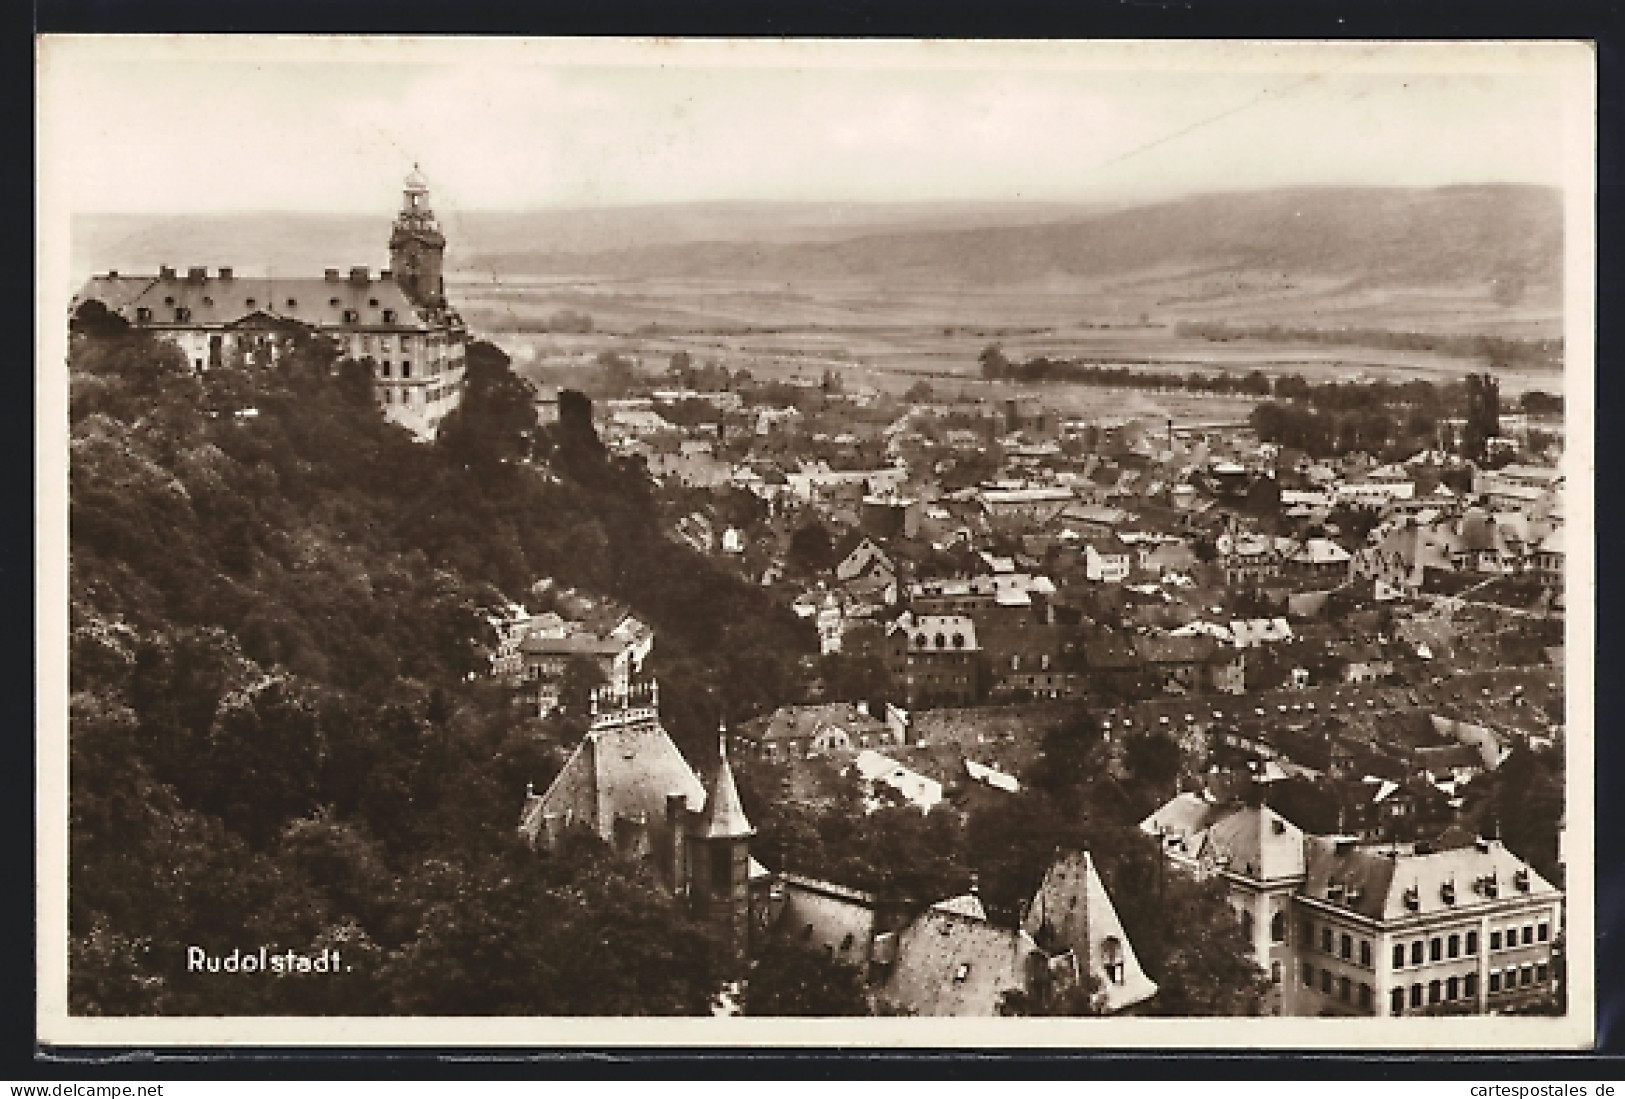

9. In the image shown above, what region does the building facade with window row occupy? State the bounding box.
[70,168,467,441]
[1144,797,1563,1017]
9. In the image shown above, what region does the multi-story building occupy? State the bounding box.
[1143,798,1564,1017]
[886,612,980,707]
[71,168,467,441]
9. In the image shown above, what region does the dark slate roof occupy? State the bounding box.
[519,721,705,847]
[696,739,755,840]
[1301,835,1559,923]
[73,272,435,332]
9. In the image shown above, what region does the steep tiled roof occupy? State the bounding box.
[1020,851,1158,1012]
[776,874,877,961]
[1198,805,1307,883]
[519,721,705,847]
[696,738,754,840]
[882,908,1039,1016]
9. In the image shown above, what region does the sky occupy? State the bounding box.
[39,38,1587,214]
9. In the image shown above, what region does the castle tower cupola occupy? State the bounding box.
[388,163,447,312]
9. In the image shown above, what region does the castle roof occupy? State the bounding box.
[73,272,436,333]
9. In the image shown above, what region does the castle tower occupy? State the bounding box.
[688,728,756,968]
[388,165,447,312]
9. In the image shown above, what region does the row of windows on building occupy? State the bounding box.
[1300,965,1374,1010]
[352,333,439,354]
[380,379,462,407]
[1392,921,1548,970]
[1384,962,1550,1015]
[1298,918,1550,974]
[374,359,453,380]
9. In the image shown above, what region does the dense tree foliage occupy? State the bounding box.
[741,943,871,1016]
[67,326,810,1014]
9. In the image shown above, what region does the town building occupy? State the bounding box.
[518,682,766,967]
[1141,797,1564,1016]
[506,607,654,716]
[886,612,981,707]
[71,168,468,440]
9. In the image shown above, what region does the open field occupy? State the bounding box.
[461,275,1565,403]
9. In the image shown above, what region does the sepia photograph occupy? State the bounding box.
[35,37,1594,1048]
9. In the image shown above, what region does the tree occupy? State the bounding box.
[435,340,539,473]
[558,654,608,717]
[741,942,871,1015]
[1462,372,1502,463]
[1123,731,1182,806]
[787,521,836,576]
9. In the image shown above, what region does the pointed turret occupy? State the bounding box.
[698,728,755,840]
[687,725,756,969]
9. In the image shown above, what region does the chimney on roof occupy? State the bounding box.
[380,269,393,280]
[349,266,370,285]
[325,268,341,282]
[106,269,118,278]
[187,266,207,283]
[159,265,176,280]
[217,267,233,280]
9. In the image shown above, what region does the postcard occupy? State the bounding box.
[36,36,1595,1048]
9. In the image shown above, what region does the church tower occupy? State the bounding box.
[688,729,756,969]
[388,165,447,312]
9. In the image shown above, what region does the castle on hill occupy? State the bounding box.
[71,168,468,441]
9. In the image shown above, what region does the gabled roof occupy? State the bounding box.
[1021,851,1158,1012]
[932,892,989,920]
[1136,633,1220,665]
[1139,792,1224,845]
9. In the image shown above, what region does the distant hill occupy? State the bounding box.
[72,185,1560,298]
[69,199,1123,283]
[474,185,1562,293]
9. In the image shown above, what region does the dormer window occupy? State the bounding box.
[382,309,396,323]
[135,307,152,323]
[287,298,297,309]
[342,309,358,324]
[202,296,213,307]
[163,295,175,306]
[368,298,379,308]
[330,297,341,307]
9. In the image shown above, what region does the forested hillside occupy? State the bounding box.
[66,313,813,1014]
